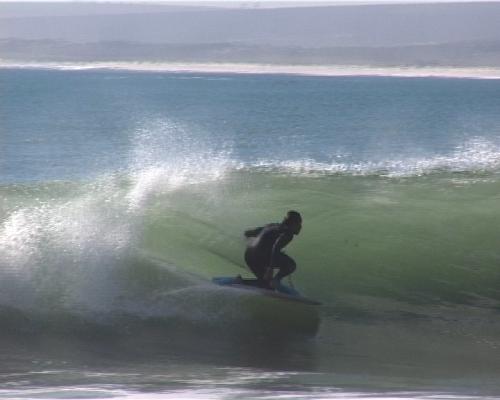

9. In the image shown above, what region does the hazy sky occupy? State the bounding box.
[2,1,499,47]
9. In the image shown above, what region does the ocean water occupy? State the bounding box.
[2,68,500,399]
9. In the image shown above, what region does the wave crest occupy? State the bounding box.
[247,138,500,177]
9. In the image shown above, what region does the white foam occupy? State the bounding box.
[0,178,133,312]
[2,60,500,79]
[247,138,500,177]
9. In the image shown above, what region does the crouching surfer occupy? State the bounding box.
[243,210,302,289]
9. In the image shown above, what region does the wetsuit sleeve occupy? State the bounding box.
[270,232,293,267]
[244,226,264,238]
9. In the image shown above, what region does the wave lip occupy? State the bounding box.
[246,138,500,177]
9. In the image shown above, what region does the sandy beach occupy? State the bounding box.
[2,60,500,79]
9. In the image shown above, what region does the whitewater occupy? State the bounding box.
[2,68,500,399]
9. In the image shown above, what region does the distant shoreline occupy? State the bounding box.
[2,60,500,79]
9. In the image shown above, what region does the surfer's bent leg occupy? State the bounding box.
[244,249,266,282]
[273,253,296,282]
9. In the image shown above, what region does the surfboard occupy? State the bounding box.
[212,277,322,305]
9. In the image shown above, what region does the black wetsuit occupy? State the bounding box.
[244,223,297,284]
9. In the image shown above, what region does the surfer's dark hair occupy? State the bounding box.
[283,210,302,225]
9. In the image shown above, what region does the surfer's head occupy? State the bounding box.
[283,210,302,235]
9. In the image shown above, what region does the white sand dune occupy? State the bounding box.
[2,60,500,79]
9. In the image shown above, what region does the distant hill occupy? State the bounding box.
[1,2,500,67]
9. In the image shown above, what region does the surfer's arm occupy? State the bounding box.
[244,226,263,238]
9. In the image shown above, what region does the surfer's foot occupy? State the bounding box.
[269,279,280,290]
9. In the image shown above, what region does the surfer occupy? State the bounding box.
[244,210,302,289]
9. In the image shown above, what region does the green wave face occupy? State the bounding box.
[3,169,500,375]
[3,170,500,311]
[141,170,500,306]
